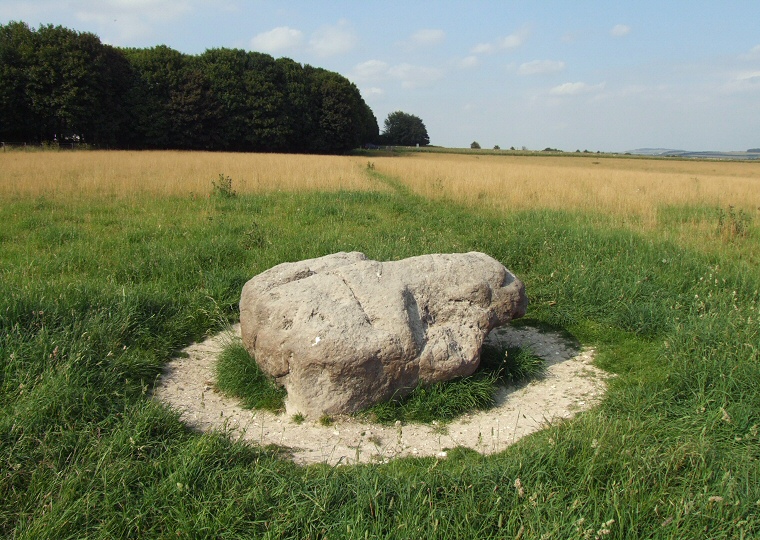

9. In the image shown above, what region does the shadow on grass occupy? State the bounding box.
[359,323,579,425]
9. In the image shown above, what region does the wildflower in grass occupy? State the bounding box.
[514,477,525,498]
[595,520,614,538]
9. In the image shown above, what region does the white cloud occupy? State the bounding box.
[388,63,444,88]
[739,44,760,60]
[471,42,494,55]
[737,70,760,81]
[309,19,357,57]
[74,12,144,42]
[610,24,631,37]
[67,0,200,43]
[550,81,606,96]
[499,27,530,49]
[365,87,385,96]
[470,27,530,56]
[77,0,193,22]
[410,28,445,46]
[352,59,444,88]
[251,26,304,54]
[458,55,480,69]
[353,60,390,81]
[519,60,565,75]
[722,70,760,93]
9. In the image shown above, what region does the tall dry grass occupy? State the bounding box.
[0,150,380,199]
[373,153,760,226]
[4,149,759,230]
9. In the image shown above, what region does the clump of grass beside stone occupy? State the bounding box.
[215,341,285,413]
[360,343,545,425]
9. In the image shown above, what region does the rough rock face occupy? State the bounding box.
[239,252,528,416]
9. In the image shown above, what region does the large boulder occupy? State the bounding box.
[239,252,527,416]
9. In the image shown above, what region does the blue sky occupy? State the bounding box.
[2,0,759,151]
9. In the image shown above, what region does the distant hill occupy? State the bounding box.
[628,148,686,156]
[627,148,760,160]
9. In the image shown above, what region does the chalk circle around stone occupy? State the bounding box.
[153,252,610,466]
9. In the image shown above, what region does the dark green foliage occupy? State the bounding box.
[0,22,34,141]
[215,342,285,412]
[121,45,217,150]
[310,69,368,153]
[380,110,430,146]
[0,22,378,153]
[0,22,132,145]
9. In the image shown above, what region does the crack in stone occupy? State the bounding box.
[336,273,372,326]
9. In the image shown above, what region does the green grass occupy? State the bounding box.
[215,321,546,425]
[360,343,545,424]
[480,342,546,385]
[362,370,499,425]
[1,174,759,538]
[215,341,286,412]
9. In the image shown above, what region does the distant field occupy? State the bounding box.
[372,152,760,225]
[0,150,378,198]
[3,149,757,256]
[3,151,758,224]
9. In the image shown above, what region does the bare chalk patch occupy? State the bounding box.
[153,324,610,466]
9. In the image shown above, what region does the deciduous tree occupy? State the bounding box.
[0,22,378,153]
[381,111,429,146]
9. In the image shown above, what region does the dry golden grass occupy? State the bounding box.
[373,153,760,226]
[0,150,380,199]
[3,149,759,234]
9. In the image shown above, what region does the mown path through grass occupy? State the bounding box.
[1,170,758,538]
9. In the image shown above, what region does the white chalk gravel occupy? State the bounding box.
[153,324,610,466]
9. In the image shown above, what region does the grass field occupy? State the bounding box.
[0,150,380,199]
[1,150,759,538]
[372,152,760,225]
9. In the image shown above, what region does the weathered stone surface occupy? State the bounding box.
[239,252,527,416]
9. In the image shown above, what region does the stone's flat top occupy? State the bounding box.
[153,324,610,466]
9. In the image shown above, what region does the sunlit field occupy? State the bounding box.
[1,149,758,538]
[0,150,380,199]
[3,150,758,222]
[372,152,760,226]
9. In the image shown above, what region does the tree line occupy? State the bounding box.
[0,22,379,153]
